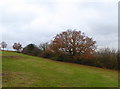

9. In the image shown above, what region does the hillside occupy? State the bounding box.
[2,51,118,87]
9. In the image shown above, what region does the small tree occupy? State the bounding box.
[39,42,49,51]
[13,43,22,52]
[39,42,53,58]
[0,41,7,51]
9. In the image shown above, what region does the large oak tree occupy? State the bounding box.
[49,30,96,59]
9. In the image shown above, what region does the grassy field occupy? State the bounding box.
[1,51,118,87]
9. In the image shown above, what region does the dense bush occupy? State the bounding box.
[95,48,118,69]
[51,53,72,62]
[75,48,118,69]
[45,48,118,70]
[22,44,42,56]
[74,48,118,69]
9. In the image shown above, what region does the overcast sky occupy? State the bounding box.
[0,0,118,50]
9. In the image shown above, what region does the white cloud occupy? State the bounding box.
[0,0,118,50]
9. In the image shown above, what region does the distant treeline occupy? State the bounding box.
[1,30,119,70]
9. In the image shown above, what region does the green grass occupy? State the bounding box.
[2,51,118,87]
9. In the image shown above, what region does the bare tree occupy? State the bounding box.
[49,30,96,59]
[39,42,49,52]
[13,43,22,52]
[0,41,7,51]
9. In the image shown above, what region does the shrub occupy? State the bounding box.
[22,44,41,56]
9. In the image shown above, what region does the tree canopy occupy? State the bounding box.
[13,43,22,52]
[0,41,7,50]
[49,30,96,59]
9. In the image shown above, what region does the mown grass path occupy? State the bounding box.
[2,51,118,87]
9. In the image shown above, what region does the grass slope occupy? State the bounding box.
[2,51,118,87]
